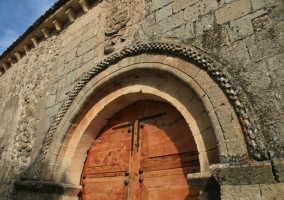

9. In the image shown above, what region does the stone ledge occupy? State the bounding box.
[209,161,275,185]
[187,172,220,200]
[187,172,212,191]
[14,180,81,196]
[273,158,284,182]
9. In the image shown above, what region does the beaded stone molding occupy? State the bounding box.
[33,42,264,179]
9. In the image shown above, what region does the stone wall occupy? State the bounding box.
[0,0,283,199]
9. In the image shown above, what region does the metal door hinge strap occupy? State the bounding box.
[137,112,166,149]
[112,123,133,130]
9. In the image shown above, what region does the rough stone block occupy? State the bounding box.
[191,111,211,133]
[195,14,214,35]
[210,161,275,185]
[76,59,93,79]
[260,184,283,199]
[46,95,56,108]
[184,2,206,22]
[250,0,267,10]
[156,4,172,22]
[151,0,174,11]
[248,60,271,89]
[226,137,247,158]
[64,36,82,55]
[186,97,205,119]
[77,37,96,56]
[228,15,254,42]
[56,86,70,104]
[82,50,94,64]
[246,21,284,62]
[213,40,251,68]
[273,159,284,182]
[159,11,184,33]
[66,70,77,87]
[201,127,218,151]
[82,28,94,42]
[163,22,194,39]
[215,0,252,24]
[267,53,284,87]
[172,0,198,13]
[221,185,261,199]
[215,105,241,140]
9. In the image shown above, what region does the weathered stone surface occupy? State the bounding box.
[273,159,284,182]
[221,184,261,199]
[215,0,251,24]
[228,16,254,42]
[156,4,172,22]
[159,11,184,33]
[195,14,214,36]
[172,0,198,13]
[151,0,174,11]
[210,161,275,185]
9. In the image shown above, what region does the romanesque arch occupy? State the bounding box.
[32,43,252,198]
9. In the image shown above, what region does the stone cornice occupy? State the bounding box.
[0,0,93,76]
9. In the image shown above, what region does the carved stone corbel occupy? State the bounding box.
[65,8,76,23]
[31,36,39,47]
[23,44,30,53]
[53,19,62,32]
[8,57,16,65]
[79,0,89,13]
[42,27,51,38]
[0,68,4,77]
[15,52,21,61]
[2,62,9,71]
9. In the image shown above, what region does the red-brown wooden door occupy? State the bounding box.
[81,100,199,200]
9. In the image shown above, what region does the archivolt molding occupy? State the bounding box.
[33,42,258,180]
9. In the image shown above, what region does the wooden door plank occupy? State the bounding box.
[141,174,197,190]
[147,188,199,200]
[140,114,187,134]
[140,152,199,167]
[141,124,194,148]
[141,101,180,118]
[94,129,131,145]
[142,166,200,178]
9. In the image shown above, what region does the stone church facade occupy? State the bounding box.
[0,0,283,199]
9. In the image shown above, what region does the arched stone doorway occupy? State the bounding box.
[81,100,199,199]
[30,43,249,200]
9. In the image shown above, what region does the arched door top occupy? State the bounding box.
[34,42,254,181]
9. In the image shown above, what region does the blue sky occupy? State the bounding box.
[0,0,58,55]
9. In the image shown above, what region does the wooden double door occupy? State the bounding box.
[81,100,199,200]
